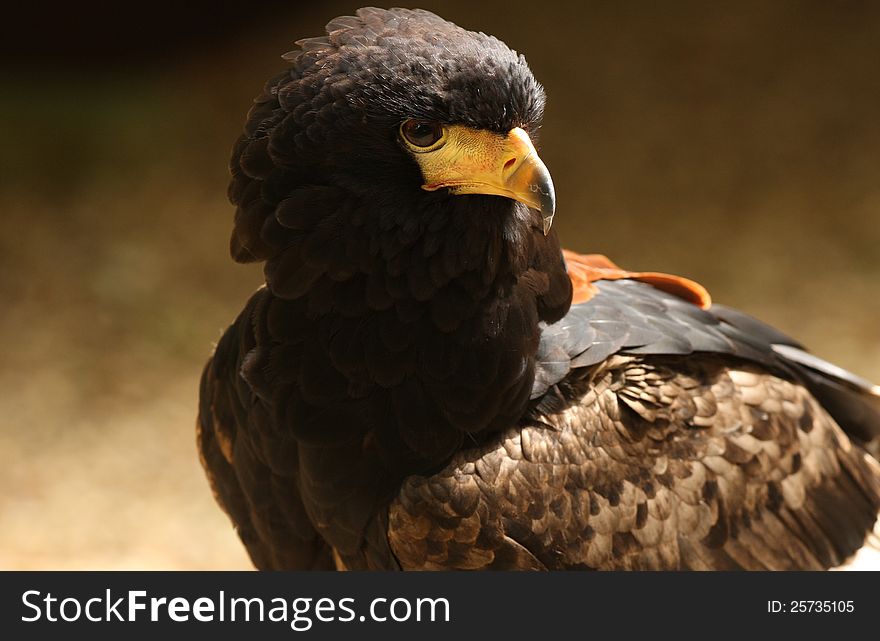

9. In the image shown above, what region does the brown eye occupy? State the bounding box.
[400,119,446,149]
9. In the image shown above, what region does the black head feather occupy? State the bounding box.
[229,8,551,265]
[283,8,545,133]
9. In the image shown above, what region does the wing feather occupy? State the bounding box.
[389,356,880,569]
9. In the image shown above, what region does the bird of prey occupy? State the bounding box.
[197,7,880,570]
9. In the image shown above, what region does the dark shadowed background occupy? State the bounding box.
[1,1,878,568]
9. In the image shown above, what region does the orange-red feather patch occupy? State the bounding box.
[563,249,712,309]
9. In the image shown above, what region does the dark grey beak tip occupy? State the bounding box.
[538,172,556,236]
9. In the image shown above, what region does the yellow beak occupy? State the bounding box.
[408,126,556,235]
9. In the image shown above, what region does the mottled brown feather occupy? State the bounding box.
[388,357,880,569]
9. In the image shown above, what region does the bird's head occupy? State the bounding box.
[230,8,560,267]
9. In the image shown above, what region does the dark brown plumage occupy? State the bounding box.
[197,8,880,570]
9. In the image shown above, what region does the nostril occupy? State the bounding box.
[503,157,517,173]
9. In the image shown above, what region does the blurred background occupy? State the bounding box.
[1,0,878,569]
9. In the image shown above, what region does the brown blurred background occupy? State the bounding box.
[1,1,878,568]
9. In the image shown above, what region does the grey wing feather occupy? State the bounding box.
[533,280,776,396]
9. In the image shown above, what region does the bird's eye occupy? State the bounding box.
[400,119,446,150]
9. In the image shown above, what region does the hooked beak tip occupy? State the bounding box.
[534,168,556,235]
